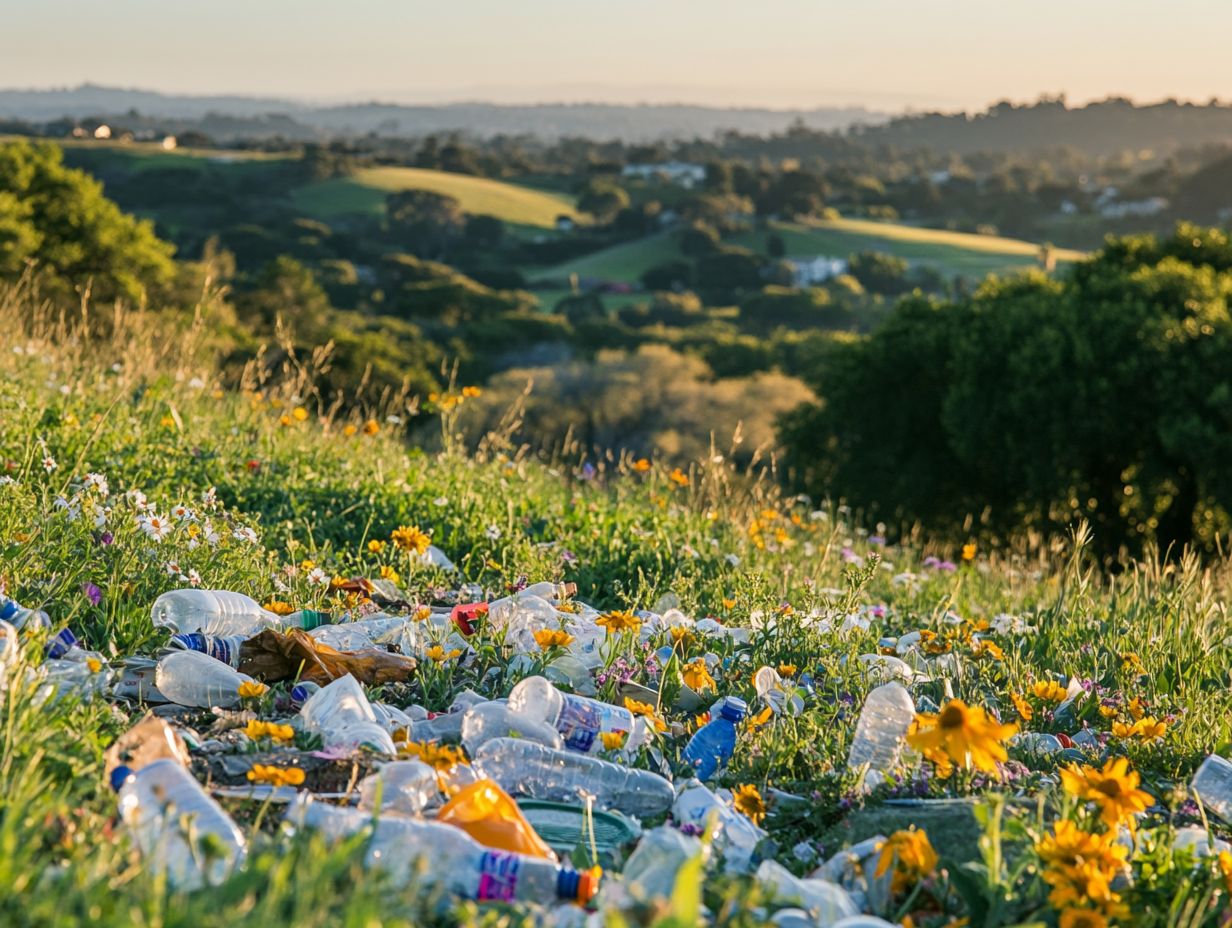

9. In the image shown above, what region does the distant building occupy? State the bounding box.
[621,161,707,189]
[786,256,847,287]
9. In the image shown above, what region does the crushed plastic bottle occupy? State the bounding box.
[285,797,599,904]
[1191,754,1232,822]
[151,588,331,637]
[309,614,412,651]
[507,675,644,754]
[112,758,247,889]
[681,696,747,779]
[673,779,765,869]
[619,825,705,899]
[845,682,916,790]
[473,737,674,817]
[757,860,859,925]
[154,649,258,709]
[462,700,564,754]
[358,759,440,815]
[298,673,397,754]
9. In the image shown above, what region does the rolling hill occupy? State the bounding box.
[294,166,581,228]
[537,218,1084,285]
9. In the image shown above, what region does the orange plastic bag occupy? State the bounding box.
[237,628,417,686]
[437,778,557,861]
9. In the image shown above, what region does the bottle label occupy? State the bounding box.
[298,610,331,630]
[476,851,520,902]
[556,695,631,753]
[45,628,78,659]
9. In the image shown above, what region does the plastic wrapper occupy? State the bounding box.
[238,628,417,686]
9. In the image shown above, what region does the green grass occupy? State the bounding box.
[734,218,1086,278]
[537,220,1085,286]
[294,166,582,228]
[1,298,1231,926]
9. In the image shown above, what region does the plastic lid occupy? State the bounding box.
[556,866,601,904]
[109,765,134,792]
[719,696,748,722]
[298,610,331,631]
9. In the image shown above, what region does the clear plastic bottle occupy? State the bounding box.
[154,649,257,709]
[507,675,643,754]
[756,860,859,924]
[462,700,564,754]
[150,589,332,636]
[309,614,411,651]
[0,594,50,630]
[358,759,440,814]
[1192,755,1232,822]
[112,758,247,889]
[472,737,674,817]
[298,673,396,754]
[845,682,916,790]
[681,697,747,779]
[619,825,705,899]
[285,797,598,903]
[673,779,766,863]
[167,632,246,667]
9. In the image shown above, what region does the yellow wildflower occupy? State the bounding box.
[777,663,797,677]
[624,697,667,732]
[264,599,294,616]
[1060,757,1153,829]
[367,539,387,554]
[668,468,689,487]
[237,681,269,699]
[961,543,977,561]
[732,784,767,825]
[533,628,575,650]
[600,731,627,751]
[748,706,774,729]
[596,609,641,635]
[401,740,465,771]
[1033,680,1069,703]
[1011,692,1034,722]
[379,564,402,584]
[292,407,309,422]
[247,764,305,787]
[363,419,380,436]
[875,827,938,892]
[681,658,716,692]
[391,524,431,554]
[86,656,103,673]
[632,458,651,473]
[907,699,1018,773]
[426,645,463,663]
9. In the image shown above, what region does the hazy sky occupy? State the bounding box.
[4,0,1229,111]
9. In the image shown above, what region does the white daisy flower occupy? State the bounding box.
[138,514,170,542]
[42,456,57,473]
[484,524,502,541]
[172,505,194,522]
[307,567,329,586]
[82,473,109,497]
[233,526,259,544]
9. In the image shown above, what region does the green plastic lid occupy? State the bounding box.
[516,801,641,856]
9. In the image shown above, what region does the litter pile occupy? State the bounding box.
[4,566,1229,927]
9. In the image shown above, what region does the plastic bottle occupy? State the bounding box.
[112,758,247,889]
[167,632,246,667]
[0,593,50,630]
[462,700,565,754]
[1192,755,1232,822]
[619,825,705,899]
[150,589,332,636]
[472,737,675,817]
[681,697,747,779]
[845,682,916,790]
[358,759,440,814]
[673,779,765,865]
[309,614,411,651]
[756,860,860,924]
[298,673,397,754]
[285,797,598,904]
[154,650,258,709]
[507,675,644,754]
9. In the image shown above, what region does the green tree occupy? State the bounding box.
[577,180,630,223]
[0,139,175,302]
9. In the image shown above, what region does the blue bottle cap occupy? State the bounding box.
[719,696,748,721]
[109,765,134,792]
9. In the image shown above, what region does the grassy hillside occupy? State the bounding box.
[539,219,1084,285]
[2,296,1231,927]
[294,166,581,227]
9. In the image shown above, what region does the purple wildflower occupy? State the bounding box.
[99,532,114,546]
[82,582,102,606]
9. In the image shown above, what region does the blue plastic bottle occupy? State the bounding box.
[681,696,748,779]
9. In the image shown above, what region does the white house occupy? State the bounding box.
[621,161,707,189]
[786,256,848,287]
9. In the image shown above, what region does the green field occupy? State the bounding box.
[294,166,582,227]
[537,218,1085,285]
